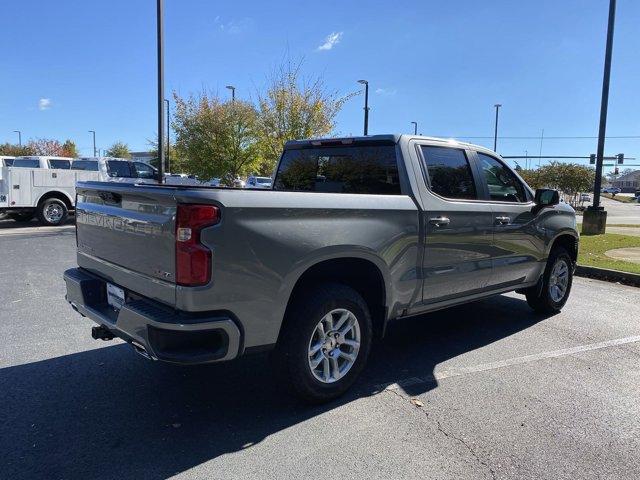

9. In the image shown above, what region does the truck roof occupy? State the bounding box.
[284,134,499,157]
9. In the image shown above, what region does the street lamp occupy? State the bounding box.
[88,130,96,157]
[165,98,170,172]
[588,0,617,229]
[357,80,369,136]
[13,130,21,147]
[493,104,502,151]
[411,121,418,135]
[226,85,236,102]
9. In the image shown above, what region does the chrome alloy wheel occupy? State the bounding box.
[307,308,361,383]
[44,203,64,224]
[549,258,569,303]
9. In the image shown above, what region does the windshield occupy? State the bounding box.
[256,177,271,184]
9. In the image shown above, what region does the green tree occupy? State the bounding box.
[519,163,595,207]
[105,141,131,159]
[61,139,79,158]
[254,59,357,175]
[172,92,260,184]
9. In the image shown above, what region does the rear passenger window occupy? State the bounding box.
[420,146,477,200]
[71,160,99,171]
[12,159,40,168]
[49,159,71,169]
[477,153,527,202]
[107,160,133,178]
[274,145,401,195]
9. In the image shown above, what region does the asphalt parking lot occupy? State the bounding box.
[1,225,640,480]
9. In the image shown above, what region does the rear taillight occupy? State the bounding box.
[176,204,220,286]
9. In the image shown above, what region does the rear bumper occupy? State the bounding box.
[63,267,242,364]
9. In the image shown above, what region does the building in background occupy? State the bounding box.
[130,151,155,165]
[611,170,640,193]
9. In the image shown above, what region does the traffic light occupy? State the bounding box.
[589,154,596,165]
[616,153,624,164]
[614,167,619,175]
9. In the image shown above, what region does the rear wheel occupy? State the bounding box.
[8,211,34,222]
[37,198,68,226]
[526,246,573,314]
[276,283,372,403]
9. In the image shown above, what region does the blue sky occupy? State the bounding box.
[1,0,639,170]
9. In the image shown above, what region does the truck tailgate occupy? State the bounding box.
[75,183,177,299]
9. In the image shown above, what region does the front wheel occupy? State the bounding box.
[526,247,573,314]
[276,283,372,403]
[37,198,68,226]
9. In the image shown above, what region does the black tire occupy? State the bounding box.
[8,211,34,222]
[275,283,373,404]
[37,198,68,226]
[526,246,573,314]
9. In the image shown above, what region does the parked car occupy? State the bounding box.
[246,175,272,189]
[602,187,621,194]
[63,134,578,403]
[580,193,591,202]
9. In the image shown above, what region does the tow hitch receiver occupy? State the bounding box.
[92,325,115,341]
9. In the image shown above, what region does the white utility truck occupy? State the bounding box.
[0,156,203,225]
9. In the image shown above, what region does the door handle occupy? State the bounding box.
[429,216,450,227]
[495,216,511,225]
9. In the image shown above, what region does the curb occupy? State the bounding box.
[575,265,640,288]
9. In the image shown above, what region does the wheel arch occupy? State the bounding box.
[548,231,579,264]
[278,252,391,343]
[35,190,74,210]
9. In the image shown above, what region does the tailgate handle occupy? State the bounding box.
[98,191,121,204]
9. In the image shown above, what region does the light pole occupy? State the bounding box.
[165,98,170,172]
[411,121,418,135]
[493,104,502,151]
[88,130,96,157]
[13,130,21,147]
[156,0,165,183]
[589,0,617,220]
[226,85,236,102]
[357,80,369,135]
[524,150,528,169]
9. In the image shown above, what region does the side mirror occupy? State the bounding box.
[534,188,560,207]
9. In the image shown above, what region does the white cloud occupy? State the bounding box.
[38,98,51,110]
[317,32,343,51]
[215,16,253,34]
[375,88,397,96]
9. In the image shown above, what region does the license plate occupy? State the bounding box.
[106,283,125,311]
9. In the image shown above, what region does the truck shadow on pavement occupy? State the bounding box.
[1,294,547,479]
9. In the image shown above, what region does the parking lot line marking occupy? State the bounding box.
[379,335,640,391]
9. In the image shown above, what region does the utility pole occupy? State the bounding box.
[13,130,22,147]
[584,0,616,235]
[493,104,501,151]
[88,130,96,157]
[357,80,369,135]
[156,0,165,183]
[411,121,418,135]
[538,129,544,168]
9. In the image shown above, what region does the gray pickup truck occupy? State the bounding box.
[64,134,578,402]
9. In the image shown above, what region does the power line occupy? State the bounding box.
[435,135,640,140]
